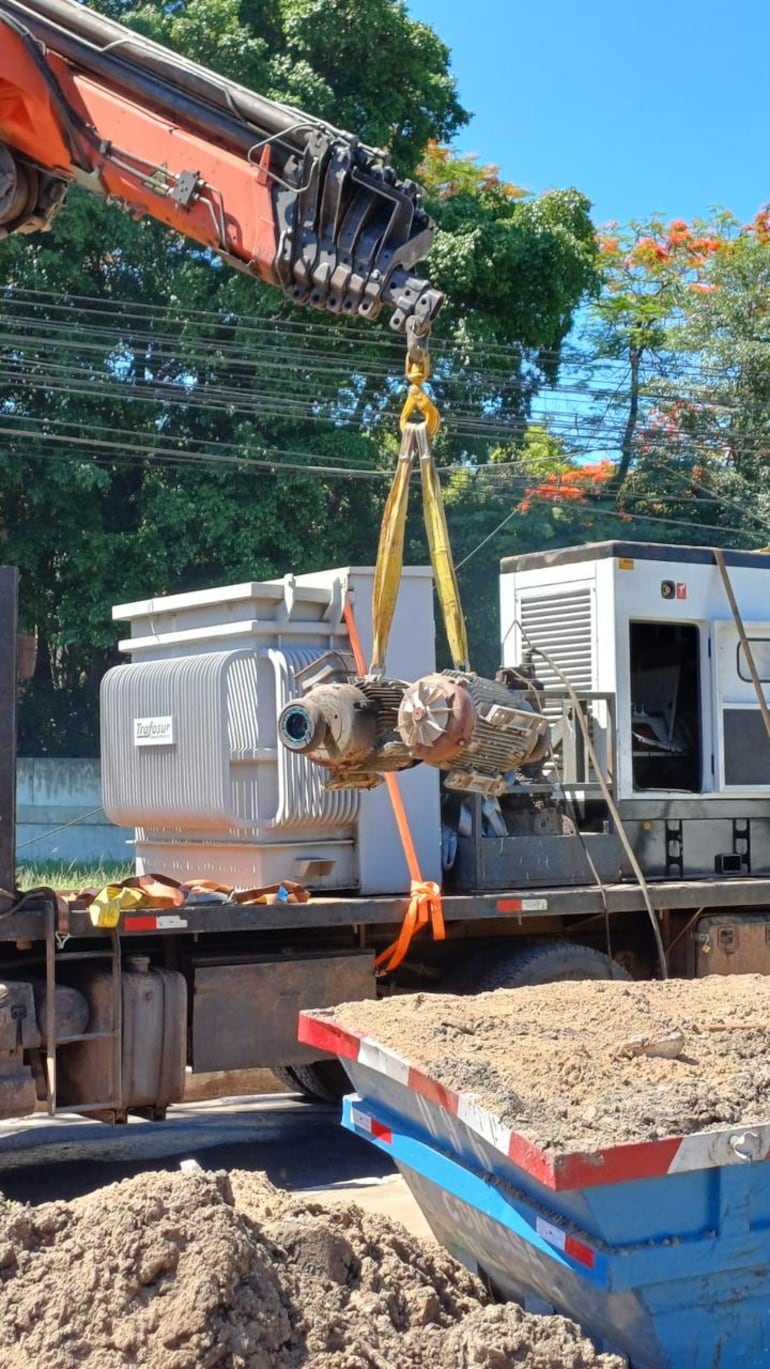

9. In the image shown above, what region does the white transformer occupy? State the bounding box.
[100,566,440,894]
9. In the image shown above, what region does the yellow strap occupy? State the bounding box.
[88,883,145,928]
[370,426,416,675]
[372,420,470,676]
[417,427,470,671]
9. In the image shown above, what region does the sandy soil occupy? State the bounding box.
[328,974,770,1153]
[0,1168,624,1368]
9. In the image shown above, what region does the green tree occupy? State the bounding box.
[417,144,599,465]
[120,0,466,175]
[575,211,770,546]
[426,429,618,674]
[664,212,770,540]
[1,0,600,752]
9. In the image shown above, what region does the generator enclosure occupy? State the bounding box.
[101,567,440,894]
[490,541,770,883]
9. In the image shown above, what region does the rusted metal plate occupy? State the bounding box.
[0,1062,37,1118]
[191,951,375,1072]
[694,913,770,977]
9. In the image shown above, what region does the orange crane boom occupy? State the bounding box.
[0,0,442,332]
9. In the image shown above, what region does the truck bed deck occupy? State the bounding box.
[3,875,770,942]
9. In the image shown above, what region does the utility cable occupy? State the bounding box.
[714,548,770,743]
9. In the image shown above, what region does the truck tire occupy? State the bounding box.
[272,1066,306,1095]
[444,940,632,994]
[272,1060,348,1103]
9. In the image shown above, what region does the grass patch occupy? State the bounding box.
[16,860,134,891]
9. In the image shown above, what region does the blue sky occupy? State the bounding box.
[408,0,768,229]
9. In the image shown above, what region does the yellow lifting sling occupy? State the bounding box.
[363,321,468,972]
[370,323,469,676]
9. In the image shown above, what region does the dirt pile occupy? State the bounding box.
[0,1168,623,1369]
[329,973,770,1153]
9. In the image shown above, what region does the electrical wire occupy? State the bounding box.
[452,499,755,573]
[0,316,759,411]
[0,345,765,446]
[0,421,397,480]
[0,416,762,552]
[0,290,765,397]
[518,622,669,980]
[7,284,770,378]
[3,290,770,542]
[7,285,770,381]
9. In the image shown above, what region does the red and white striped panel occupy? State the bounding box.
[535,1216,596,1270]
[123,913,188,932]
[298,1010,770,1192]
[349,1104,393,1145]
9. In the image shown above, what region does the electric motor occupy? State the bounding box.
[278,677,415,789]
[397,670,550,797]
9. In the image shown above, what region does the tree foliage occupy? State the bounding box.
[419,144,598,352]
[573,211,770,545]
[0,0,600,752]
[117,0,467,175]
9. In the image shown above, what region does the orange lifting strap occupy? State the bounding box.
[342,597,444,973]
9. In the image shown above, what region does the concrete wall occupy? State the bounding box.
[17,758,132,867]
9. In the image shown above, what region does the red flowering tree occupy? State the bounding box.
[572,209,770,544]
[518,459,615,513]
[586,216,726,491]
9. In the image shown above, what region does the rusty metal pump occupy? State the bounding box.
[397,670,550,797]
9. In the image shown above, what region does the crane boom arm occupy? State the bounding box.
[0,0,442,331]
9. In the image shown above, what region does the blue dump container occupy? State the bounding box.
[299,1009,770,1369]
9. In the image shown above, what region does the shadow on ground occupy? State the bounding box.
[0,1095,395,1204]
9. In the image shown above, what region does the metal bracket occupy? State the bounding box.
[169,169,201,207]
[733,817,751,872]
[279,573,296,622]
[323,576,345,630]
[665,819,684,879]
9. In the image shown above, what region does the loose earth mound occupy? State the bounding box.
[0,1168,622,1368]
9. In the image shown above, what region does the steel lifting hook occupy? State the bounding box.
[399,316,440,437]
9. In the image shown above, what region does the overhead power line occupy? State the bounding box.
[3,418,768,551]
[455,497,759,573]
[6,284,768,379]
[0,421,394,481]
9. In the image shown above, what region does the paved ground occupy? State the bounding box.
[0,1090,433,1240]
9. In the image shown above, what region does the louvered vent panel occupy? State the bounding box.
[519,588,594,717]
